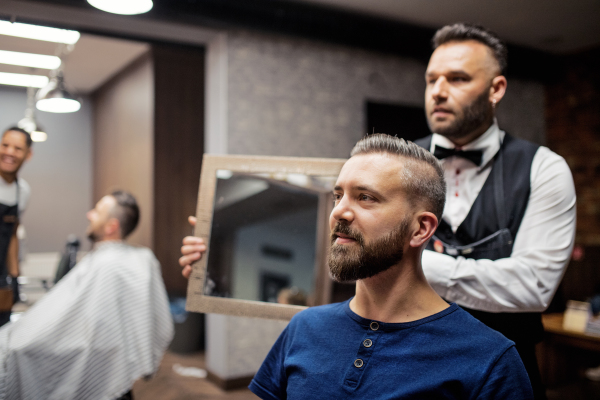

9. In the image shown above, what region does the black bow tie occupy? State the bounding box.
[433,145,483,166]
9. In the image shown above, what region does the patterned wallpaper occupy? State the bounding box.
[226,29,546,159]
[227,29,426,158]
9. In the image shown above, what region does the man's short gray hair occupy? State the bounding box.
[350,134,446,221]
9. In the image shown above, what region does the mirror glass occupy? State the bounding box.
[186,154,346,320]
[204,170,336,306]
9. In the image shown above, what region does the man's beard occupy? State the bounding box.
[328,218,410,282]
[87,232,99,243]
[427,87,492,141]
[87,228,101,243]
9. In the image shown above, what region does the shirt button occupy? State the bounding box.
[363,339,373,348]
[370,321,379,331]
[354,359,364,368]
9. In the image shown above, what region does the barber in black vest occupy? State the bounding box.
[416,24,576,399]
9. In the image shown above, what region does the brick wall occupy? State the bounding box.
[546,47,600,245]
[546,47,600,308]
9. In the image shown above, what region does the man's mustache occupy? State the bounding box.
[331,222,363,244]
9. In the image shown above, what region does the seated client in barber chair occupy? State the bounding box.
[0,191,173,400]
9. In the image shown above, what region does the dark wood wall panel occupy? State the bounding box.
[153,44,205,296]
[92,53,154,249]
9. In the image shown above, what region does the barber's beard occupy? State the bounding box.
[328,219,410,282]
[428,88,492,141]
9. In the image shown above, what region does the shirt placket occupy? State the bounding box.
[343,321,383,389]
[445,158,473,232]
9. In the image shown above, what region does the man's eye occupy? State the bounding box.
[359,194,372,201]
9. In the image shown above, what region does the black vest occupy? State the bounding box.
[416,134,543,344]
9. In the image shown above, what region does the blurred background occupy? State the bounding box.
[0,1,598,398]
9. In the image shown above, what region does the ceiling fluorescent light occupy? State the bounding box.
[0,72,48,88]
[0,21,80,44]
[88,0,153,15]
[0,50,61,70]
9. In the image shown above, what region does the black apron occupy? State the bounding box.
[0,180,19,327]
[417,134,546,398]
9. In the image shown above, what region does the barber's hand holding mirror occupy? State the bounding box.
[179,216,204,279]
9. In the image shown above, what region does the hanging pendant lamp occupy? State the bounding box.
[36,71,81,114]
[19,87,48,142]
[87,0,153,15]
[18,116,47,142]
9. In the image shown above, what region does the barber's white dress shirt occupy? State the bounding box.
[422,121,576,313]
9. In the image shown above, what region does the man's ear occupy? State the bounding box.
[105,217,121,238]
[490,75,507,105]
[25,148,33,161]
[409,212,438,248]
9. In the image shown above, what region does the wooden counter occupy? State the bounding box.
[539,313,600,386]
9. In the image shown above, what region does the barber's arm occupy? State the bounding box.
[422,148,576,312]
[179,216,206,279]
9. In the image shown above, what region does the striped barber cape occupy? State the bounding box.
[0,241,174,399]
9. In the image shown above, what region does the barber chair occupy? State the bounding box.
[53,235,80,284]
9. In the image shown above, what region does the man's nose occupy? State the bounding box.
[331,196,354,223]
[430,77,448,101]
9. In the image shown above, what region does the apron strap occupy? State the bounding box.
[15,178,19,215]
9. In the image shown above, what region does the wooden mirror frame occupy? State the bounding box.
[185,154,346,320]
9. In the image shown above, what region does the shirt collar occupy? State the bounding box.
[430,119,505,169]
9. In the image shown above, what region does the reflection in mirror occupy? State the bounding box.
[186,154,346,320]
[204,170,336,306]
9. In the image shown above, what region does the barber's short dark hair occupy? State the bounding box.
[3,127,32,148]
[350,134,446,222]
[109,190,140,239]
[432,23,507,74]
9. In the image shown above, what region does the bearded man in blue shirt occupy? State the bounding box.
[244,134,533,399]
[179,134,532,399]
